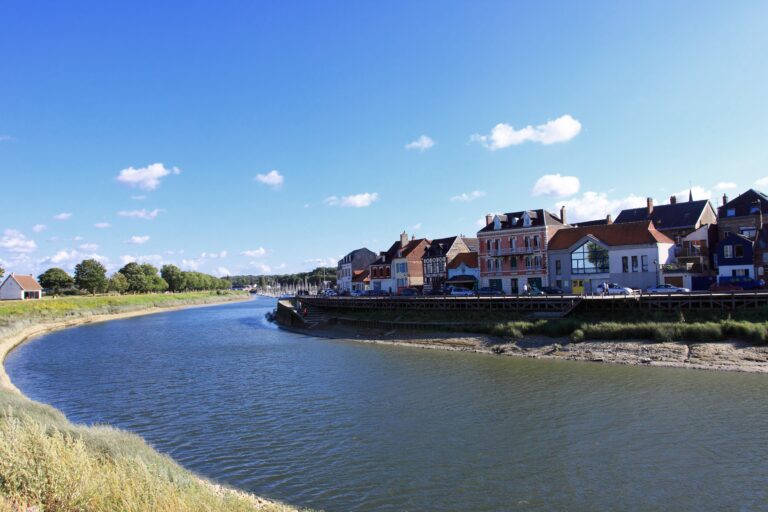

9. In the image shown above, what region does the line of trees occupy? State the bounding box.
[228,267,337,289]
[35,260,231,295]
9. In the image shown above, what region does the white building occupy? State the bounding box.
[0,274,43,300]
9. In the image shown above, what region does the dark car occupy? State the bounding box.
[398,288,420,296]
[540,286,564,295]
[477,287,505,296]
[709,282,743,292]
[425,288,446,296]
[365,289,389,297]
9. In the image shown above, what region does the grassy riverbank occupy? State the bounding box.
[0,292,305,512]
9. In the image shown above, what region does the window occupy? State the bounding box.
[735,245,744,258]
[487,260,493,272]
[724,245,734,259]
[510,237,516,249]
[571,242,609,274]
[631,256,638,272]
[396,262,407,273]
[641,255,648,272]
[510,278,519,293]
[727,208,736,217]
[524,236,530,248]
[555,259,562,275]
[556,280,562,288]
[622,256,629,273]
[533,235,540,248]
[732,269,748,277]
[525,256,532,268]
[533,256,541,268]
[510,257,517,269]
[741,227,757,238]
[494,239,500,251]
[495,259,501,271]
[486,240,491,252]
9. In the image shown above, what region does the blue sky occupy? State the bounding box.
[1,1,767,277]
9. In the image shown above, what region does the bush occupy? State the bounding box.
[570,329,585,342]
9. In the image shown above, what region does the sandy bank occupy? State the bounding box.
[291,324,768,373]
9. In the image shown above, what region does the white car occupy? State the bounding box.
[450,287,475,297]
[646,284,691,294]
[596,283,634,295]
[322,289,338,297]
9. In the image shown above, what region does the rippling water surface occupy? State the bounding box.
[7,297,768,511]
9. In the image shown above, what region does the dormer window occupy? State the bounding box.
[727,208,736,217]
[522,212,532,227]
[493,217,501,230]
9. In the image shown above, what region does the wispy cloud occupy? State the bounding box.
[254,170,284,189]
[94,222,111,229]
[405,135,435,151]
[32,224,47,233]
[125,235,150,245]
[450,190,486,202]
[557,192,646,223]
[324,192,379,208]
[241,248,267,258]
[116,163,181,191]
[216,267,231,277]
[755,177,768,189]
[53,212,72,221]
[304,257,338,267]
[532,174,580,197]
[471,114,582,150]
[0,229,37,253]
[117,208,163,220]
[79,243,99,251]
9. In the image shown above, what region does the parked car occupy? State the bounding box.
[646,284,690,293]
[728,277,766,290]
[450,287,475,297]
[322,289,338,297]
[398,287,420,296]
[365,289,389,296]
[523,287,546,296]
[350,290,365,297]
[595,283,634,295]
[540,286,564,295]
[425,288,446,296]
[478,287,505,296]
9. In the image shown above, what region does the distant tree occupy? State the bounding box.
[119,262,149,293]
[108,272,129,294]
[0,265,4,281]
[161,264,186,292]
[38,267,74,295]
[74,259,107,294]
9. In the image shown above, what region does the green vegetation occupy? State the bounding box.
[74,259,108,294]
[37,267,75,295]
[229,267,337,289]
[0,291,303,512]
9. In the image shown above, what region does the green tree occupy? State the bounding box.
[74,259,107,294]
[0,265,5,281]
[119,262,149,293]
[161,264,186,292]
[108,272,129,294]
[38,267,74,295]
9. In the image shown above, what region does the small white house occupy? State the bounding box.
[0,274,43,300]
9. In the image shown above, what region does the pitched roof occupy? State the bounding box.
[352,270,370,282]
[478,209,564,233]
[371,241,401,265]
[718,188,768,218]
[7,274,43,291]
[572,218,610,227]
[399,238,428,258]
[548,221,674,250]
[424,236,458,258]
[447,252,478,269]
[461,237,479,251]
[614,199,712,230]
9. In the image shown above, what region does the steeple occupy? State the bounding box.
[688,188,693,202]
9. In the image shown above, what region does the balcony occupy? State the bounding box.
[485,246,541,256]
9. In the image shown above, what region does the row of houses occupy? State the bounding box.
[337,188,768,294]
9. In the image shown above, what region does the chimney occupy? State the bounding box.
[606,214,613,224]
[722,194,728,206]
[646,197,654,216]
[670,195,677,205]
[560,205,567,224]
[400,231,408,247]
[485,214,493,226]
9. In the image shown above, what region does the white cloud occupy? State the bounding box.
[557,192,646,223]
[53,212,72,221]
[32,224,47,233]
[471,114,582,150]
[216,267,231,277]
[73,236,83,241]
[304,257,337,267]
[755,177,768,189]
[79,243,99,251]
[532,174,581,197]
[39,249,108,269]
[94,222,111,229]
[450,190,486,202]
[0,229,37,253]
[125,235,150,245]
[254,170,284,189]
[201,251,227,259]
[241,248,267,258]
[405,135,435,151]
[120,254,164,266]
[670,186,712,202]
[116,163,181,191]
[713,182,737,191]
[181,258,201,270]
[118,208,163,220]
[324,192,379,208]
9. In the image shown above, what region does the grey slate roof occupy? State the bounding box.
[477,209,564,233]
[424,236,458,258]
[718,188,768,218]
[614,200,711,230]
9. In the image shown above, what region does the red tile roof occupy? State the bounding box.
[447,252,478,269]
[10,274,43,291]
[548,221,674,250]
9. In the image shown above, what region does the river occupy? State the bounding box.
[6,297,768,511]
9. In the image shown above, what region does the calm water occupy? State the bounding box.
[6,297,768,511]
